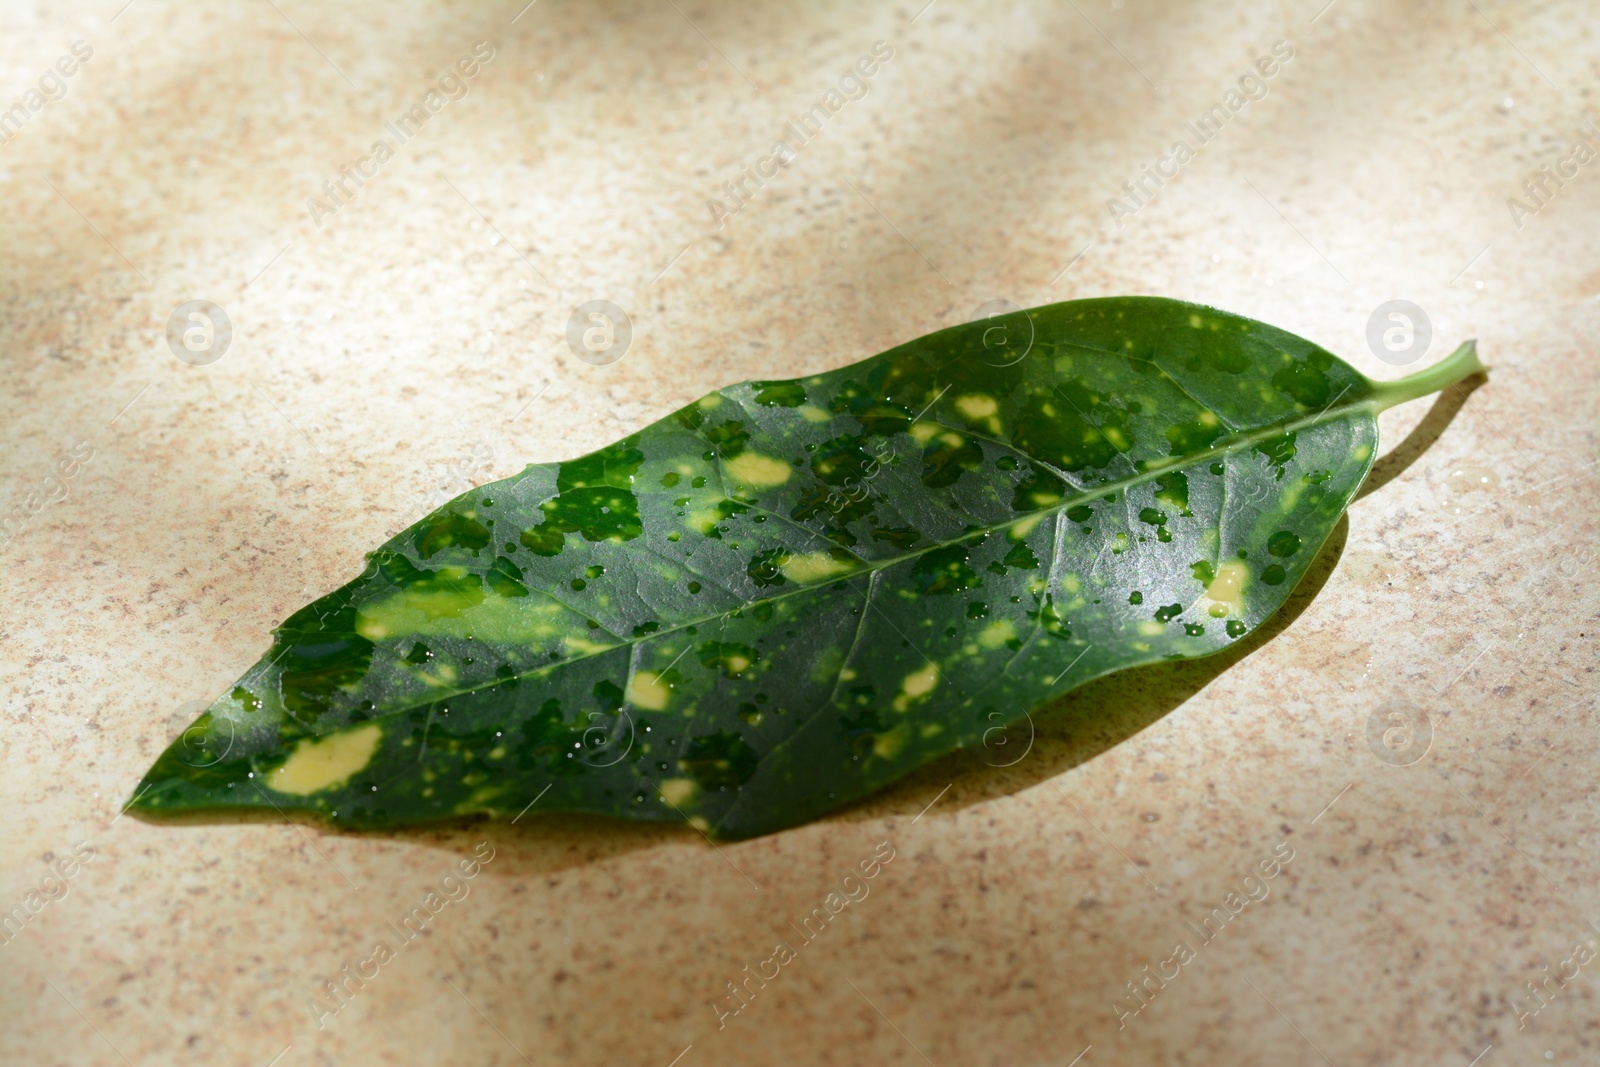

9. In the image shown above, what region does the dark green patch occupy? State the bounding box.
[698,498,751,540]
[486,556,530,598]
[839,705,886,760]
[679,731,759,789]
[1166,418,1225,456]
[1186,344,1250,374]
[921,431,983,488]
[1254,432,1297,475]
[703,420,751,457]
[989,539,1040,576]
[870,526,922,550]
[1271,352,1335,408]
[593,679,625,713]
[415,511,491,559]
[1011,379,1134,473]
[1028,594,1072,639]
[519,438,646,553]
[811,435,875,486]
[913,542,982,595]
[748,549,789,587]
[698,641,760,679]
[752,380,807,407]
[1012,462,1067,511]
[1154,471,1191,516]
[830,379,912,438]
[1267,531,1302,557]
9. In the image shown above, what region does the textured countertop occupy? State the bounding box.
[2,2,1597,1065]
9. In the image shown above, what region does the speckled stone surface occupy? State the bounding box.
[1,2,1597,1065]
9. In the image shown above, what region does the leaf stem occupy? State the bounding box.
[1367,340,1487,412]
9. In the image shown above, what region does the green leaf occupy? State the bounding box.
[129,297,1484,838]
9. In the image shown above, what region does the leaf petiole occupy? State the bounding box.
[1367,341,1487,413]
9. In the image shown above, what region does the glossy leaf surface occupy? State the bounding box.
[131,298,1482,838]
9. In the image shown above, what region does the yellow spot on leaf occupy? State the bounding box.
[418,664,459,687]
[900,662,938,702]
[1010,514,1044,538]
[724,452,792,488]
[356,618,389,639]
[910,421,940,444]
[956,394,998,419]
[659,778,698,806]
[1204,560,1248,615]
[978,620,1016,649]
[799,404,832,423]
[811,647,845,684]
[627,671,671,711]
[267,723,382,796]
[687,509,727,535]
[873,723,910,759]
[781,552,852,584]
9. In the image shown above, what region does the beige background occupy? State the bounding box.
[2,1,1597,1064]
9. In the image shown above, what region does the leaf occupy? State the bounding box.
[129,298,1484,838]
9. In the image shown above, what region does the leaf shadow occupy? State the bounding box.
[1354,371,1486,503]
[128,796,692,879]
[368,813,689,881]
[840,512,1352,827]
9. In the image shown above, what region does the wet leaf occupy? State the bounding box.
[130,298,1484,838]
